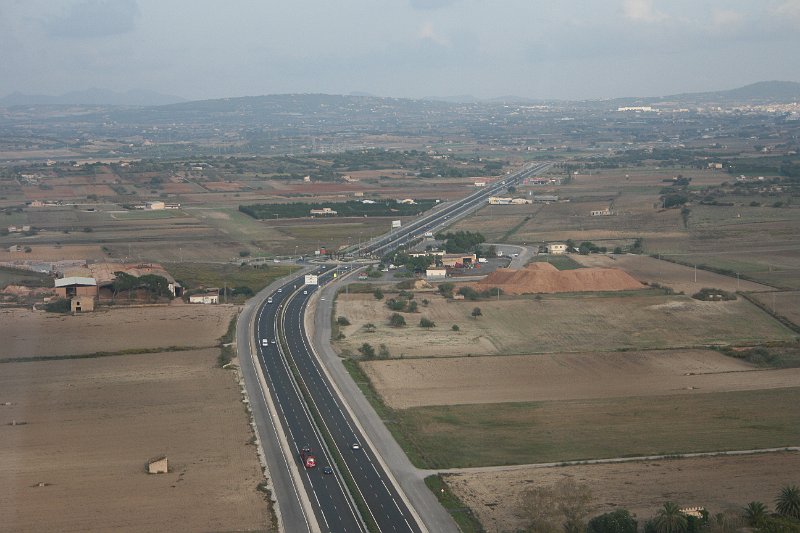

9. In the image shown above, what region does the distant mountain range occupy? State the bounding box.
[0,88,186,106]
[1,81,798,109]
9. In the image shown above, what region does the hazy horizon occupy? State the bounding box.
[2,0,800,102]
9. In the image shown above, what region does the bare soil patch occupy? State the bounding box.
[0,245,107,262]
[362,349,800,409]
[0,349,271,532]
[446,452,800,533]
[474,262,644,294]
[0,305,237,359]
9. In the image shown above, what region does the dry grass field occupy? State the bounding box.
[0,304,237,360]
[748,290,800,328]
[572,254,773,295]
[445,452,800,533]
[0,348,272,532]
[334,291,794,357]
[396,387,800,468]
[362,349,800,409]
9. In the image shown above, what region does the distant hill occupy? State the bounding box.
[610,80,800,107]
[0,88,186,107]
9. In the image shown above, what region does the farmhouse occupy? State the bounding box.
[189,290,219,304]
[426,268,447,279]
[474,181,486,187]
[590,208,613,216]
[547,243,568,255]
[70,296,95,313]
[54,277,98,299]
[310,207,337,216]
[146,201,165,210]
[488,197,512,205]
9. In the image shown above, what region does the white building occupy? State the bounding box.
[189,291,219,304]
[547,243,568,255]
[426,268,447,279]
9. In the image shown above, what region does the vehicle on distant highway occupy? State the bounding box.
[323,466,333,475]
[299,446,317,469]
[261,339,268,346]
[267,297,273,304]
[351,442,361,450]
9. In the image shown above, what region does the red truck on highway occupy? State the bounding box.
[299,446,316,469]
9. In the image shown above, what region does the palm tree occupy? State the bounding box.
[743,501,768,528]
[775,485,800,520]
[653,502,688,533]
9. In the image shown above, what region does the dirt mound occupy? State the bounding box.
[412,279,434,290]
[476,263,644,294]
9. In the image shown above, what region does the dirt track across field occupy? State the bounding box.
[445,451,800,532]
[362,349,800,408]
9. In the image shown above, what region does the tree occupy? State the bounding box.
[419,317,435,328]
[652,502,688,533]
[378,344,390,358]
[587,509,637,533]
[407,300,418,313]
[358,343,375,359]
[743,501,768,528]
[776,485,800,520]
[389,313,406,327]
[471,307,482,319]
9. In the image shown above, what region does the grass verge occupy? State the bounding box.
[218,315,238,367]
[342,358,428,468]
[425,474,485,533]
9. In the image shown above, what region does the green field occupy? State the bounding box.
[165,262,296,298]
[0,266,51,288]
[395,388,800,468]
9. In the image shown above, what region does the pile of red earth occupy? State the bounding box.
[474,262,645,295]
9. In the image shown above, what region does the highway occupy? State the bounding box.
[358,161,552,257]
[254,274,366,533]
[238,162,551,531]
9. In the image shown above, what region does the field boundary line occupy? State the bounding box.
[432,446,800,475]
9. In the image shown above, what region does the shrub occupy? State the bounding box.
[386,298,406,311]
[358,343,376,359]
[419,317,435,328]
[336,316,351,326]
[44,298,71,313]
[389,313,406,327]
[692,287,736,301]
[451,324,459,331]
[373,288,384,300]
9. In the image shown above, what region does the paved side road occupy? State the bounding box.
[310,268,460,533]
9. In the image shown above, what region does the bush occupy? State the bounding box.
[358,343,376,359]
[438,282,454,298]
[451,324,459,331]
[373,288,384,300]
[457,286,480,300]
[336,316,351,326]
[44,298,71,313]
[378,344,390,358]
[692,287,736,301]
[587,509,637,533]
[407,300,418,313]
[419,317,435,328]
[389,313,406,327]
[386,298,406,311]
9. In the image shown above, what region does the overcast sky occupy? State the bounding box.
[2,0,799,101]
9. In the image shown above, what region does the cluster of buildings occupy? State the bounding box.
[50,262,187,312]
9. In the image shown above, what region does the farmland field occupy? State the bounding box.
[446,451,800,533]
[394,387,800,468]
[0,348,273,532]
[334,290,794,357]
[361,349,800,408]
